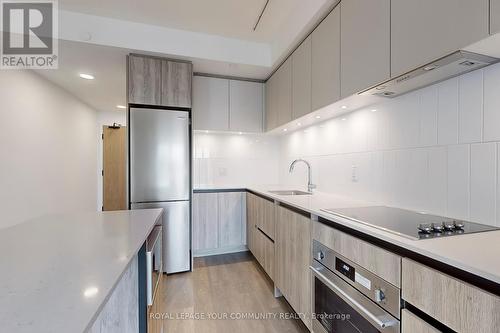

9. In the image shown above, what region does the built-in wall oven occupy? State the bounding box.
[310,240,400,333]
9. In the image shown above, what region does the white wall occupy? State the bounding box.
[97,110,127,210]
[0,70,98,229]
[280,63,500,226]
[193,132,280,188]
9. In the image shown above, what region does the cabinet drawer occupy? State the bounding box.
[254,227,274,280]
[402,258,500,333]
[312,221,401,287]
[402,309,441,333]
[247,192,275,240]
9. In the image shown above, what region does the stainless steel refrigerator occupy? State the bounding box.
[129,107,191,274]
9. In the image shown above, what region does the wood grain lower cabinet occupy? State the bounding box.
[401,309,441,333]
[218,192,245,248]
[275,205,311,329]
[192,192,246,256]
[254,228,274,279]
[402,258,500,333]
[246,192,275,279]
[313,220,401,287]
[192,193,219,252]
[246,192,275,240]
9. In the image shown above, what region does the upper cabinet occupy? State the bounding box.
[193,76,229,131]
[161,61,192,108]
[128,55,192,107]
[275,58,293,127]
[265,75,278,131]
[340,0,390,98]
[292,36,312,119]
[193,76,264,132]
[311,6,341,111]
[265,57,292,130]
[229,80,263,132]
[492,0,500,34]
[391,0,489,77]
[128,55,162,106]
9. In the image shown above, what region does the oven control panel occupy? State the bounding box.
[312,239,401,319]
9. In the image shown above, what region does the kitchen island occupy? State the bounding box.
[0,209,162,333]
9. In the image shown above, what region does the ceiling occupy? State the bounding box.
[34,0,338,114]
[59,0,312,43]
[34,40,271,113]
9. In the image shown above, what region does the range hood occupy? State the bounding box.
[359,51,499,98]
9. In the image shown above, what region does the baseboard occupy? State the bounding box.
[193,245,248,257]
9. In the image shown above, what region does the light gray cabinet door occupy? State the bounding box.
[193,76,229,131]
[341,0,390,98]
[311,6,341,111]
[161,60,192,108]
[218,192,245,248]
[391,0,489,77]
[492,0,500,35]
[292,36,312,120]
[192,193,219,252]
[229,80,263,132]
[128,55,162,105]
[276,57,293,126]
[265,75,278,131]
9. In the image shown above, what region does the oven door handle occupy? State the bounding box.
[310,265,398,329]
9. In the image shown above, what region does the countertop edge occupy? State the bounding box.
[83,209,163,332]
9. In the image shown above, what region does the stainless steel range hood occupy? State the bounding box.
[359,51,499,98]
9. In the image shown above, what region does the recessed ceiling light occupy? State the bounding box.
[116,105,126,109]
[297,122,301,126]
[342,118,347,121]
[83,287,98,298]
[283,128,288,132]
[315,115,321,119]
[341,105,348,109]
[205,130,209,134]
[238,132,243,135]
[371,109,377,112]
[79,73,94,80]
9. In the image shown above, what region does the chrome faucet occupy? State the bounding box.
[289,159,316,193]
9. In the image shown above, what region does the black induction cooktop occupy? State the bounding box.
[322,206,500,240]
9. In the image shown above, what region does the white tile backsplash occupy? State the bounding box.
[277,63,500,226]
[483,63,500,142]
[458,70,483,143]
[437,78,459,145]
[447,144,470,219]
[193,132,279,187]
[470,142,497,225]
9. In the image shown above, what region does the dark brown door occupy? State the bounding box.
[103,125,127,211]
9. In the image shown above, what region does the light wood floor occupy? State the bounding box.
[148,252,309,333]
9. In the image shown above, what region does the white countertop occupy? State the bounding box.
[0,209,162,333]
[201,184,500,286]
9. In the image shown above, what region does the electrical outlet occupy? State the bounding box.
[219,167,227,177]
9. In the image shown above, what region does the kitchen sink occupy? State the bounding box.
[268,190,312,196]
